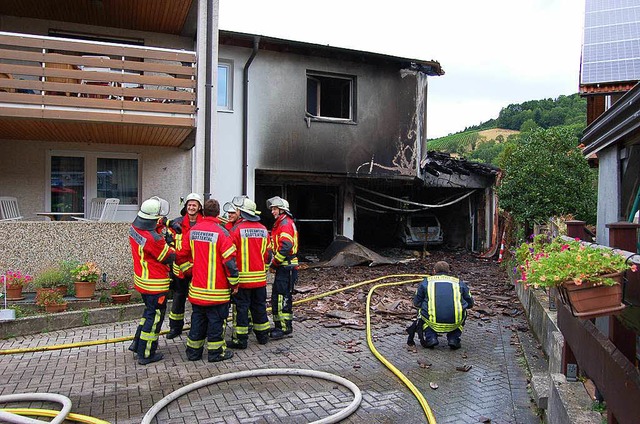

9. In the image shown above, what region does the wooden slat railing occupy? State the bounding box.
[0,31,196,127]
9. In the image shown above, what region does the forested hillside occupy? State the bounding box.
[428,93,587,166]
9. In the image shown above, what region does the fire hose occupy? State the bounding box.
[0,274,435,423]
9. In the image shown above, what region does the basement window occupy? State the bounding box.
[306,71,356,122]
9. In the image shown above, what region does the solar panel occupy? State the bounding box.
[581,0,640,85]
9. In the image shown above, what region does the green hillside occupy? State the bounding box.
[427,93,587,166]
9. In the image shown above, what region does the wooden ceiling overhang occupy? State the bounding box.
[0,118,195,149]
[0,0,195,35]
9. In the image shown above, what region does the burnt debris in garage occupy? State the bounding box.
[255,152,500,255]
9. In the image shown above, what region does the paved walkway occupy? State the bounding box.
[0,306,540,423]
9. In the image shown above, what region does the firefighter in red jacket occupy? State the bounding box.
[128,196,175,365]
[266,196,298,339]
[177,199,239,362]
[165,192,204,339]
[227,197,272,349]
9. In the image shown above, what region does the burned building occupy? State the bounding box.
[215,31,499,253]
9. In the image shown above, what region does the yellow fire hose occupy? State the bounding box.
[0,273,435,423]
[0,408,109,424]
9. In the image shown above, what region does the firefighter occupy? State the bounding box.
[227,197,271,349]
[222,196,244,231]
[128,196,175,365]
[266,196,298,339]
[165,192,204,339]
[177,199,239,362]
[412,261,474,349]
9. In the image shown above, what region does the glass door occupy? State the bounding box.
[50,156,84,213]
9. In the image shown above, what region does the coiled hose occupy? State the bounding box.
[0,273,435,423]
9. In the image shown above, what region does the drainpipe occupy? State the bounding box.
[202,0,215,199]
[242,36,260,195]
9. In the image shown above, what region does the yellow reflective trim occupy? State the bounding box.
[187,337,205,349]
[168,312,185,321]
[157,244,170,262]
[221,244,236,259]
[252,322,271,331]
[207,340,224,350]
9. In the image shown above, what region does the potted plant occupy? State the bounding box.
[3,270,32,300]
[109,280,132,304]
[33,266,66,298]
[71,261,101,299]
[59,259,80,296]
[516,235,637,318]
[35,288,68,313]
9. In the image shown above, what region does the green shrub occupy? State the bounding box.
[33,266,65,288]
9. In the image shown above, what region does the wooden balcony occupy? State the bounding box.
[0,31,197,148]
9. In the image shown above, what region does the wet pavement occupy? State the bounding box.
[0,306,541,423]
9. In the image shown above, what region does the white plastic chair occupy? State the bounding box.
[73,198,119,222]
[0,197,23,221]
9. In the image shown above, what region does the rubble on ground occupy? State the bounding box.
[294,248,519,330]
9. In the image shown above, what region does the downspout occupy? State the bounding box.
[242,36,260,195]
[203,0,215,199]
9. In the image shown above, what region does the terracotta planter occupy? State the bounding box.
[559,271,626,319]
[6,285,24,300]
[44,303,68,313]
[55,285,68,297]
[111,293,131,304]
[74,281,96,299]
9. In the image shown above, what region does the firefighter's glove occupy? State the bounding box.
[170,220,182,234]
[164,233,175,245]
[158,217,168,228]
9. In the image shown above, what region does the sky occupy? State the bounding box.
[218,0,586,139]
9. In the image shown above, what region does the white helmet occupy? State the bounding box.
[180,192,204,216]
[266,196,290,213]
[238,197,261,221]
[138,196,170,220]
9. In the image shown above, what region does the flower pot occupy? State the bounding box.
[44,303,67,313]
[559,271,626,319]
[55,285,68,297]
[6,286,24,300]
[74,281,96,299]
[111,293,131,304]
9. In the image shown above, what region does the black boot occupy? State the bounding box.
[138,352,164,365]
[208,350,234,362]
[166,328,182,339]
[447,337,461,350]
[270,329,286,340]
[227,339,247,349]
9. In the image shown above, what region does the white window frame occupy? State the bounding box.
[217,60,233,112]
[46,150,141,214]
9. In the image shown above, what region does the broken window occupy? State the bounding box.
[306,71,355,121]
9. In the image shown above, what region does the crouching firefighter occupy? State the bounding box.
[266,196,298,340]
[412,261,474,350]
[128,196,175,365]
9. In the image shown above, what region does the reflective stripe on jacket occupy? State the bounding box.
[178,216,239,306]
[413,275,474,333]
[230,219,270,288]
[270,214,298,267]
[129,225,174,294]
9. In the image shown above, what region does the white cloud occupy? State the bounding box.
[219,0,585,138]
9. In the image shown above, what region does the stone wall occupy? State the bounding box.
[0,221,132,290]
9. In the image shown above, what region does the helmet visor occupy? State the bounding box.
[152,197,170,217]
[222,202,237,213]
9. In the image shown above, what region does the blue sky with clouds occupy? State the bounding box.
[219,0,585,138]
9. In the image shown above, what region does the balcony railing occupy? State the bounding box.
[0,31,196,127]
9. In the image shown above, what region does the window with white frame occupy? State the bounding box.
[47,151,139,213]
[217,61,233,111]
[306,71,356,121]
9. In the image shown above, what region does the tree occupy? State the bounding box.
[497,127,597,230]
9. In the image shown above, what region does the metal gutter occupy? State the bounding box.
[582,82,640,156]
[242,36,260,194]
[203,0,214,199]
